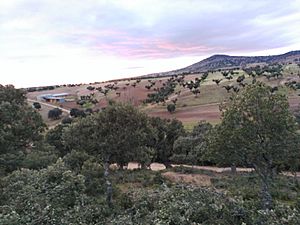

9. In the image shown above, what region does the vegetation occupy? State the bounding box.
[0,85,46,174]
[1,84,300,224]
[167,103,176,113]
[206,82,300,209]
[32,102,41,110]
[48,108,63,120]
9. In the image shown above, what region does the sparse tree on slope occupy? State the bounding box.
[167,103,176,113]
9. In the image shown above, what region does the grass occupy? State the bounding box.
[183,121,199,131]
[176,84,228,107]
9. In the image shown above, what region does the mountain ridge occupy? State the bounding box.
[143,50,300,77]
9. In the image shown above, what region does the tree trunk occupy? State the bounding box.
[261,177,273,210]
[164,161,172,169]
[104,157,112,207]
[254,163,273,210]
[231,163,237,174]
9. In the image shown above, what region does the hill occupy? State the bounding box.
[144,50,300,77]
[27,61,300,130]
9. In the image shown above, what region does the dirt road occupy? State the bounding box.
[127,162,300,177]
[27,99,70,113]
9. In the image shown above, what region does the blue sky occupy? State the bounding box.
[1,0,300,87]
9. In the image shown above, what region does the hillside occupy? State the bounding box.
[27,61,300,130]
[144,50,300,77]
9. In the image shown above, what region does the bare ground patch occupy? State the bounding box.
[162,171,212,186]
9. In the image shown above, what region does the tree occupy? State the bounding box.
[192,88,201,97]
[172,121,212,165]
[63,102,155,206]
[32,102,41,110]
[70,108,86,118]
[46,124,71,156]
[294,104,300,127]
[48,108,62,120]
[149,117,185,168]
[167,103,176,113]
[0,84,26,104]
[0,159,110,224]
[0,85,46,173]
[206,82,300,209]
[87,85,95,91]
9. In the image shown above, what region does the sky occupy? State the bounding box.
[1,0,300,88]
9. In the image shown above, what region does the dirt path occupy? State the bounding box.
[162,171,212,186]
[127,162,253,172]
[127,162,299,176]
[27,99,70,113]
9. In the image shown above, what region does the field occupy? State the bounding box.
[27,63,300,130]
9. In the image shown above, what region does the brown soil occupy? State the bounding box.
[148,103,221,123]
[162,171,212,186]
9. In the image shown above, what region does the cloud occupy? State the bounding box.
[0,0,300,87]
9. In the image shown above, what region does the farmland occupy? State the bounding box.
[27,62,300,130]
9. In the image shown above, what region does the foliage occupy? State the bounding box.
[0,159,111,225]
[294,104,300,127]
[145,79,177,104]
[46,124,70,156]
[206,82,300,208]
[0,85,45,174]
[172,121,212,165]
[63,150,91,173]
[149,117,185,167]
[167,103,176,113]
[48,108,63,120]
[111,186,300,225]
[21,143,58,170]
[70,108,86,117]
[32,102,41,110]
[0,84,26,104]
[63,102,155,167]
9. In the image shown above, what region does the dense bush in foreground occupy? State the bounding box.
[112,186,300,225]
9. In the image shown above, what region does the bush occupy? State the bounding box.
[32,102,41,110]
[167,103,176,113]
[48,108,62,120]
[112,186,300,225]
[70,108,86,117]
[22,144,58,170]
[0,159,112,224]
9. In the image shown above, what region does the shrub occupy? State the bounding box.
[48,108,62,120]
[167,103,176,113]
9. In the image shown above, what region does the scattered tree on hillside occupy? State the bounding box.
[167,103,176,114]
[212,79,222,85]
[223,85,233,93]
[87,85,95,91]
[192,88,201,97]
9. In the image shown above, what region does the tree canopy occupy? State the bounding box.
[63,102,155,167]
[0,85,45,173]
[206,82,300,209]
